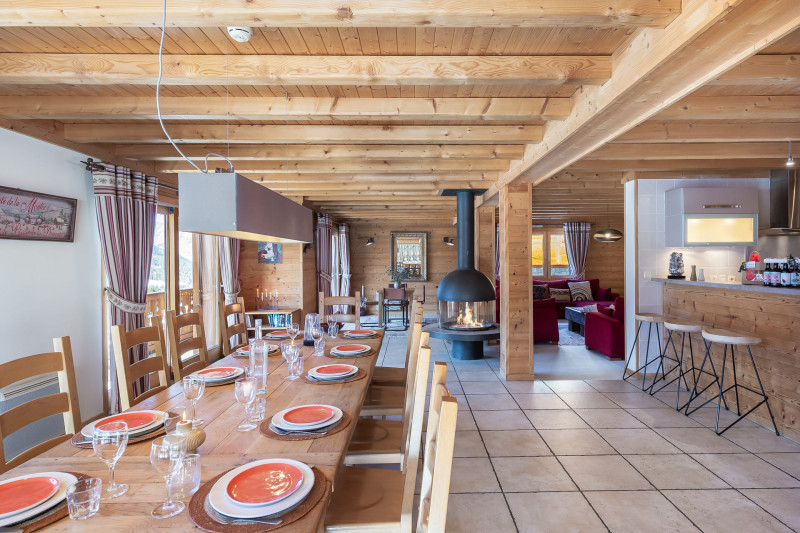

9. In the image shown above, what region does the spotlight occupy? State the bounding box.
[443,237,455,246]
[365,237,374,246]
[787,140,795,167]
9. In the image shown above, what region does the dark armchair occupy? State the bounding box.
[584,297,625,360]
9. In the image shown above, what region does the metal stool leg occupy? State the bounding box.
[623,321,644,382]
[746,345,780,436]
[731,345,741,416]
[684,340,722,415]
[649,329,681,395]
[714,344,729,434]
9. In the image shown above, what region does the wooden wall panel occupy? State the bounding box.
[238,241,304,312]
[303,243,318,320]
[662,283,800,441]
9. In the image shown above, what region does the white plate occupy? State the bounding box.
[0,472,78,527]
[272,405,343,431]
[330,348,370,357]
[209,459,314,519]
[308,366,358,380]
[81,410,165,439]
[192,367,244,383]
[309,364,358,377]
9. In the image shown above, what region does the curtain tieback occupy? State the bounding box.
[224,290,240,299]
[320,273,333,282]
[342,273,352,279]
[105,288,147,314]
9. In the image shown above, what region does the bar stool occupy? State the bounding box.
[650,321,704,409]
[622,313,664,392]
[684,329,779,436]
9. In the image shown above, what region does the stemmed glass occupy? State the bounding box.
[327,315,336,332]
[281,342,301,380]
[182,376,205,428]
[287,322,300,342]
[92,421,129,499]
[311,326,324,356]
[149,434,187,519]
[234,377,258,431]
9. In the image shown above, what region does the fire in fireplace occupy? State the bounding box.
[438,300,494,331]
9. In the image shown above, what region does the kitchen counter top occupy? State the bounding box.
[651,277,800,296]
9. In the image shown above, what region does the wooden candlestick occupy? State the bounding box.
[174,420,206,453]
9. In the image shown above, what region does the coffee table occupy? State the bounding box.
[564,306,588,336]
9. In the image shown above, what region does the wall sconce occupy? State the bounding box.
[365,237,374,246]
[443,237,455,246]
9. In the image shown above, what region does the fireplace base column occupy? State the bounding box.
[451,340,484,360]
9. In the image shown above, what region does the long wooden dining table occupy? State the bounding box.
[0,330,386,532]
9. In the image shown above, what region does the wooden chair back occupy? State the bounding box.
[404,301,424,366]
[400,333,433,467]
[318,291,361,328]
[383,287,406,302]
[218,295,248,356]
[165,308,209,381]
[111,318,170,412]
[0,337,81,473]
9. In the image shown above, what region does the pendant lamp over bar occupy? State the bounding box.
[593,228,624,242]
[178,172,313,243]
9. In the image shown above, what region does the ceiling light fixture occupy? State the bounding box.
[443,237,455,246]
[787,140,795,167]
[593,228,624,242]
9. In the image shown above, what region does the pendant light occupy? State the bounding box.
[593,206,623,242]
[787,140,795,167]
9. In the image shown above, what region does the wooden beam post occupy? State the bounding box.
[499,183,533,381]
[475,205,496,286]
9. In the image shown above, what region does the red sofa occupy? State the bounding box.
[584,296,625,360]
[532,278,618,319]
[495,280,559,343]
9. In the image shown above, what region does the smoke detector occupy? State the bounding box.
[227,27,253,43]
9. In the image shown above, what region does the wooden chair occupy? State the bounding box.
[383,287,409,329]
[326,364,457,533]
[111,318,171,412]
[218,295,248,356]
[319,291,361,328]
[0,338,81,473]
[345,342,438,467]
[373,299,422,386]
[164,308,209,381]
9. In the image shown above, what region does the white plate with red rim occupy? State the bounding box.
[224,461,304,507]
[81,410,165,438]
[0,472,78,527]
[209,459,314,519]
[192,366,244,382]
[0,475,60,520]
[265,332,291,340]
[343,329,377,338]
[308,364,358,380]
[237,344,280,355]
[272,404,342,431]
[330,344,371,356]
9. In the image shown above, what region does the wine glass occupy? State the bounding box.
[182,376,205,428]
[311,326,324,356]
[327,315,336,332]
[149,434,187,519]
[287,322,300,342]
[234,377,257,431]
[92,421,129,499]
[281,343,301,380]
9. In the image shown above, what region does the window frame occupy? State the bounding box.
[531,227,571,280]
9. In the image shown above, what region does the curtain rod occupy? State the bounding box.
[81,158,179,192]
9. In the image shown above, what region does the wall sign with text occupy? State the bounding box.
[0,186,78,242]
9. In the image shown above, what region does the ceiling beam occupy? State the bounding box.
[588,142,797,160]
[631,169,772,179]
[710,55,800,85]
[155,159,508,174]
[0,96,570,122]
[656,95,800,121]
[616,122,800,143]
[0,54,612,86]
[248,173,498,183]
[568,158,784,171]
[0,0,681,28]
[63,124,542,144]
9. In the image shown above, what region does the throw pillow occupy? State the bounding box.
[613,296,625,322]
[582,304,598,313]
[531,285,550,300]
[568,281,593,302]
[596,287,612,301]
[597,304,615,317]
[549,288,572,301]
[532,297,556,309]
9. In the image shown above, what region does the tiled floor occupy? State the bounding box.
[371,327,800,532]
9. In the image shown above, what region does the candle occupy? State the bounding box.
[175,420,192,435]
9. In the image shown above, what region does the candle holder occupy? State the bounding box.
[174,420,206,454]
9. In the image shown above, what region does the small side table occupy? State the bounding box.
[564,306,588,336]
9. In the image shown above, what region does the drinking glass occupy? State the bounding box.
[246,396,267,424]
[327,315,336,331]
[182,376,206,428]
[164,406,189,434]
[328,323,340,338]
[149,434,187,519]
[234,377,257,431]
[281,343,301,380]
[170,453,201,499]
[311,326,324,356]
[249,338,269,395]
[66,478,102,520]
[92,421,128,499]
[287,322,300,342]
[289,356,304,379]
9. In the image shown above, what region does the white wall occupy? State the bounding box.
[0,128,103,422]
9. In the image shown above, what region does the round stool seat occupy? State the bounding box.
[635,313,664,323]
[663,321,704,333]
[701,328,762,346]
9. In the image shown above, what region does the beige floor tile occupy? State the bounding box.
[625,454,729,489]
[507,492,606,533]
[482,430,552,457]
[444,493,517,533]
[687,406,758,429]
[722,427,800,453]
[626,408,702,428]
[503,381,553,394]
[597,428,681,454]
[587,379,644,393]
[758,453,800,479]
[453,430,487,458]
[473,409,532,431]
[492,456,577,492]
[456,410,477,431]
[691,454,800,488]
[740,489,800,532]
[585,491,700,533]
[557,392,620,409]
[456,371,501,382]
[524,409,589,430]
[466,393,519,411]
[605,392,669,409]
[460,381,508,395]
[663,489,793,533]
[512,393,569,410]
[538,429,616,455]
[544,380,596,393]
[559,455,651,490]
[655,427,747,454]
[448,457,501,493]
[575,408,647,429]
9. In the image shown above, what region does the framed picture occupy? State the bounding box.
[0,186,78,242]
[257,242,283,264]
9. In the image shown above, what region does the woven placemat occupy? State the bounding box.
[6,471,84,532]
[188,467,328,533]
[70,426,165,449]
[259,412,352,441]
[300,368,367,385]
[342,334,378,340]
[326,347,376,358]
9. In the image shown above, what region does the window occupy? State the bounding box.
[148,213,167,294]
[532,229,571,279]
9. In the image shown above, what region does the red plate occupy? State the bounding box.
[226,463,303,505]
[316,364,355,375]
[283,405,334,425]
[334,344,369,352]
[98,411,158,431]
[0,477,60,516]
[198,367,238,379]
[349,330,374,335]
[237,346,250,353]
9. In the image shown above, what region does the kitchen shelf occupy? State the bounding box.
[245,308,301,334]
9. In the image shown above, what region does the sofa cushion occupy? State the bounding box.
[532,297,556,309]
[613,296,625,322]
[531,285,550,300]
[596,287,612,301]
[568,281,593,301]
[533,279,569,290]
[597,304,615,317]
[568,278,600,299]
[549,288,572,301]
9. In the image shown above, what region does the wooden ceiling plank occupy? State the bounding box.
[710,55,800,85]
[656,95,800,121]
[616,122,800,143]
[154,159,510,173]
[589,141,799,160]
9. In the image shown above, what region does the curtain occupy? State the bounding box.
[330,229,341,310]
[338,224,351,314]
[495,223,500,281]
[92,163,157,413]
[563,222,592,279]
[219,236,241,306]
[200,235,220,350]
[316,214,333,313]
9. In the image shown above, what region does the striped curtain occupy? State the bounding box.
[92,164,157,413]
[564,222,592,279]
[316,214,333,313]
[219,236,241,309]
[495,223,500,281]
[330,229,341,308]
[338,224,351,313]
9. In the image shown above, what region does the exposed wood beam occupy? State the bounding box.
[156,159,508,174]
[568,158,782,171]
[632,169,772,179]
[589,142,798,160]
[0,0,681,28]
[616,122,800,143]
[710,55,800,85]
[657,96,800,121]
[0,96,570,122]
[0,54,612,86]
[63,124,542,144]
[248,173,498,183]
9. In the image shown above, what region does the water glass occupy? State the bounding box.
[150,434,187,519]
[249,338,269,395]
[247,396,267,423]
[92,421,128,499]
[281,343,301,380]
[311,326,324,356]
[170,453,201,499]
[66,478,102,520]
[234,377,258,431]
[164,406,189,434]
[182,375,206,428]
[289,356,304,379]
[328,323,340,338]
[287,322,300,342]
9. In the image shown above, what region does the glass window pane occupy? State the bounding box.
[531,266,544,276]
[551,266,571,276]
[550,234,569,267]
[531,234,544,266]
[148,213,166,294]
[178,231,194,291]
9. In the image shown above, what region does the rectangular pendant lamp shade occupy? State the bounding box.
[178,172,313,243]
